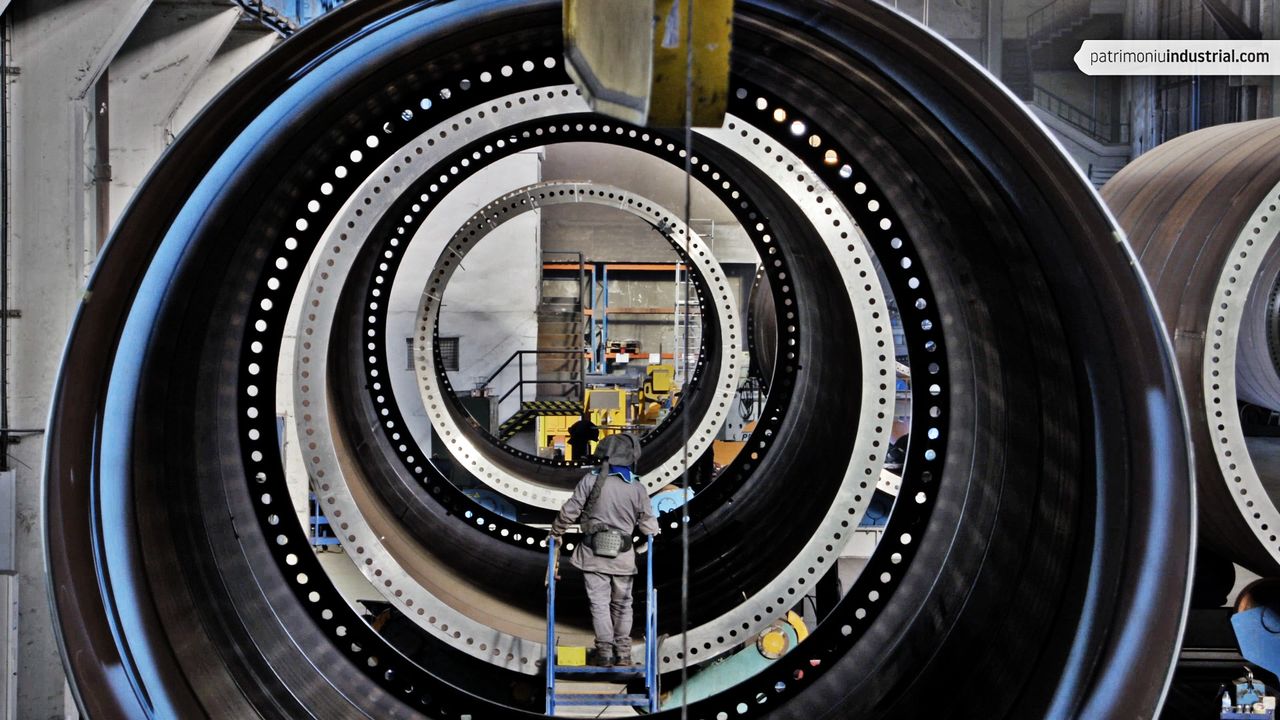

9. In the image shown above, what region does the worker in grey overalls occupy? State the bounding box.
[551,433,660,667]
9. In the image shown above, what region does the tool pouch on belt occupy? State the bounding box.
[587,527,633,558]
[589,528,625,558]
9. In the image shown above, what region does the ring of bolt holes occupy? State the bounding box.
[346,99,798,539]
[341,94,896,654]
[285,82,936,696]
[1206,186,1280,557]
[421,192,718,481]
[423,195,718,475]
[238,54,946,716]
[410,185,740,505]
[340,93,931,693]
[288,90,821,668]
[311,98,890,670]
[291,96,777,671]
[744,272,772,394]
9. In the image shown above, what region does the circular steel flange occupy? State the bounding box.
[1102,119,1280,574]
[292,85,893,672]
[410,180,743,507]
[322,95,914,651]
[44,1,1194,717]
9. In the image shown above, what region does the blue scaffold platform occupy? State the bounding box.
[545,535,659,715]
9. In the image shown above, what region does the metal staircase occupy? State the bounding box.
[497,400,583,441]
[1032,84,1129,146]
[1020,0,1130,184]
[1027,0,1123,60]
[538,252,588,399]
[673,262,703,388]
[537,304,586,400]
[1087,158,1126,187]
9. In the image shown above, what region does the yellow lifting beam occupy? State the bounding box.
[563,0,734,128]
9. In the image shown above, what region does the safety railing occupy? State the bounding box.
[232,0,346,33]
[1033,85,1130,145]
[482,349,585,405]
[545,535,658,714]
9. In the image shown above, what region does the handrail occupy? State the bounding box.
[232,0,347,33]
[231,0,298,37]
[545,535,557,714]
[482,349,581,390]
[545,534,658,715]
[1026,0,1091,45]
[1032,85,1130,145]
[481,349,586,406]
[645,534,657,712]
[480,350,525,389]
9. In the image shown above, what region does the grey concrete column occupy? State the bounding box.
[986,0,1004,77]
[109,1,240,227]
[1124,0,1159,156]
[1269,0,1280,117]
[7,0,150,717]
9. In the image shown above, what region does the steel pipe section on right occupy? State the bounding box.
[1103,118,1280,576]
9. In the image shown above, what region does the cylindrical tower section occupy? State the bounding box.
[1103,118,1280,573]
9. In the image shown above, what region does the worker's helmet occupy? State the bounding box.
[596,433,641,468]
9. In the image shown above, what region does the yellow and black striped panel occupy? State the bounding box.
[518,400,583,416]
[497,401,584,439]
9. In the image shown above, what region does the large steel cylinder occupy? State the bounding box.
[44,1,1192,717]
[1103,118,1280,574]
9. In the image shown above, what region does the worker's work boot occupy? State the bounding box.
[587,644,615,668]
[614,640,634,666]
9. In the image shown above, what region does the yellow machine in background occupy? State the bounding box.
[536,366,680,461]
[636,363,675,424]
[537,387,627,461]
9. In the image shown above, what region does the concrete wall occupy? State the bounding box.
[541,204,757,264]
[603,275,684,358]
[579,273,750,358]
[385,151,543,445]
[1029,105,1130,181]
[4,2,279,716]
[171,24,281,140]
[1037,70,1118,116]
[914,0,987,57]
[538,143,757,377]
[539,143,757,264]
[1003,0,1117,38]
[108,1,241,227]
[8,2,153,716]
[438,194,542,423]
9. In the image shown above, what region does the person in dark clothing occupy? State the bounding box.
[551,433,659,667]
[567,412,599,463]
